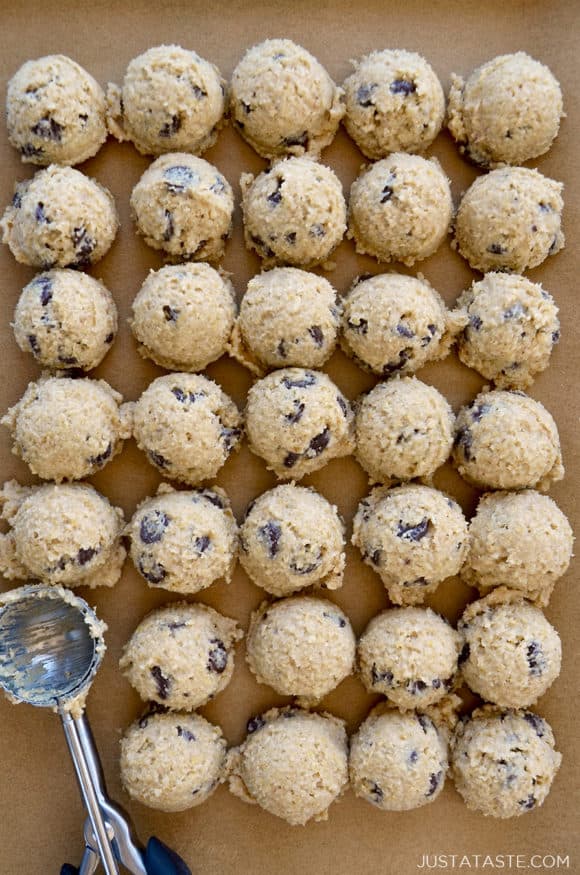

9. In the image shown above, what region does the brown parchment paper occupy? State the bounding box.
[0,1,579,873]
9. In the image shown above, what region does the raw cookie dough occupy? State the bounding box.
[452,389,563,492]
[120,602,242,710]
[245,368,354,480]
[1,165,118,269]
[130,262,236,372]
[130,372,242,485]
[229,267,341,376]
[352,484,468,605]
[239,483,345,596]
[2,375,130,482]
[0,479,125,588]
[349,704,449,810]
[343,49,445,158]
[453,167,564,274]
[120,710,226,812]
[462,490,573,606]
[451,706,562,818]
[13,270,117,371]
[354,377,455,485]
[348,153,453,266]
[341,272,464,377]
[448,52,564,168]
[126,484,238,594]
[454,272,560,390]
[226,706,348,825]
[6,54,107,166]
[458,588,561,709]
[357,607,460,707]
[230,39,344,160]
[241,157,347,268]
[130,153,234,262]
[246,597,355,705]
[107,44,227,157]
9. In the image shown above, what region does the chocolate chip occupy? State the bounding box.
[382,348,411,377]
[194,534,210,553]
[337,395,348,416]
[201,490,225,509]
[552,329,560,344]
[221,426,241,451]
[20,144,43,159]
[284,400,305,424]
[289,552,322,574]
[176,725,196,741]
[138,557,167,585]
[77,547,97,565]
[283,451,300,468]
[454,426,473,461]
[163,210,174,242]
[140,510,169,544]
[150,665,171,699]
[249,233,275,258]
[258,520,282,557]
[402,576,429,587]
[408,749,419,765]
[471,403,490,422]
[247,715,266,734]
[380,185,393,204]
[504,302,526,320]
[89,442,112,467]
[369,781,384,802]
[458,642,470,665]
[192,85,207,100]
[164,165,197,193]
[526,640,546,676]
[347,317,368,335]
[308,325,324,347]
[35,275,53,305]
[12,190,23,208]
[407,679,427,694]
[167,621,187,633]
[356,83,377,107]
[148,450,169,470]
[308,427,330,456]
[71,226,95,266]
[428,324,437,335]
[277,339,287,358]
[28,334,41,357]
[241,101,252,115]
[35,202,49,223]
[523,712,545,738]
[390,79,416,95]
[519,794,536,810]
[469,313,483,330]
[285,231,297,245]
[417,714,432,734]
[310,224,326,238]
[31,116,64,141]
[426,770,442,797]
[487,243,507,255]
[548,236,559,254]
[78,113,89,127]
[323,611,346,628]
[267,179,283,206]
[171,387,187,402]
[396,323,415,339]
[366,548,381,566]
[538,202,552,213]
[207,639,228,673]
[282,131,308,148]
[371,664,393,686]
[159,114,182,138]
[282,372,316,389]
[420,335,432,347]
[162,304,179,322]
[396,517,429,542]
[58,353,77,365]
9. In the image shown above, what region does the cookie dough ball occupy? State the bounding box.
[454,167,564,274]
[462,491,573,606]
[451,707,562,818]
[239,484,345,596]
[107,45,226,157]
[241,157,346,268]
[350,706,449,810]
[2,376,130,482]
[130,373,242,485]
[6,55,107,166]
[130,153,233,262]
[448,53,564,168]
[455,272,560,390]
[352,484,468,605]
[0,480,125,588]
[126,484,238,594]
[120,710,226,812]
[245,368,354,480]
[355,377,454,485]
[453,390,563,492]
[1,165,118,269]
[229,268,341,376]
[13,270,117,371]
[230,39,344,160]
[343,49,445,158]
[130,263,236,372]
[348,154,452,266]
[226,706,348,825]
[120,602,242,710]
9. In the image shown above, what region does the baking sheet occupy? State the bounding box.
[0,1,578,872]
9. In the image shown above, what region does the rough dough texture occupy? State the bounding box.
[245,368,354,480]
[451,706,562,818]
[341,272,464,377]
[348,153,452,266]
[458,588,561,709]
[355,377,455,485]
[453,389,563,492]
[454,272,560,390]
[241,157,346,268]
[349,704,449,810]
[239,483,345,596]
[126,484,238,594]
[343,49,445,158]
[448,53,564,168]
[120,602,242,711]
[2,375,131,482]
[462,490,573,607]
[130,153,233,262]
[13,269,117,371]
[229,267,341,376]
[120,710,226,812]
[246,597,355,705]
[1,165,118,269]
[0,480,125,588]
[453,167,564,274]
[6,54,107,166]
[226,706,348,825]
[230,39,344,160]
[358,607,460,708]
[107,44,226,157]
[130,262,236,372]
[352,484,468,605]
[129,373,242,485]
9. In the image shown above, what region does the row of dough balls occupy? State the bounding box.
[6,45,563,168]
[0,480,573,609]
[0,155,565,274]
